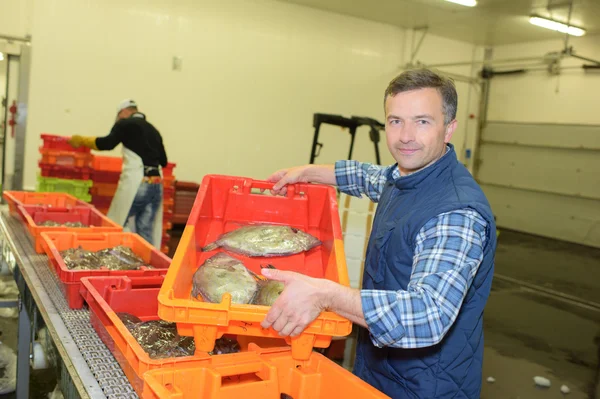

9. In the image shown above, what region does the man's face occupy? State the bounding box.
[116,108,135,121]
[384,88,456,176]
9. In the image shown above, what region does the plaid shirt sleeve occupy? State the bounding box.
[360,209,488,348]
[334,160,392,203]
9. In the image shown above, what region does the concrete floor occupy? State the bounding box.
[1,228,599,398]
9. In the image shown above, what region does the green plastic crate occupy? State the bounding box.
[36,176,92,202]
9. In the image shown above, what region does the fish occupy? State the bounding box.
[116,312,143,330]
[40,220,88,227]
[191,253,259,304]
[201,224,321,257]
[60,246,150,271]
[209,336,241,355]
[254,266,285,306]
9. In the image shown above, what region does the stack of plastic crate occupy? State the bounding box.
[160,163,176,255]
[90,155,176,254]
[37,134,94,202]
[90,156,122,214]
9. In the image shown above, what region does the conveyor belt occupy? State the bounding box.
[0,210,138,398]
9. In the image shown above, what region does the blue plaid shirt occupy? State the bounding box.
[335,159,487,348]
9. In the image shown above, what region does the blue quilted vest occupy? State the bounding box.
[353,145,496,399]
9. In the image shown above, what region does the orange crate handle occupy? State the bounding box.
[208,358,278,395]
[243,180,297,198]
[73,233,109,241]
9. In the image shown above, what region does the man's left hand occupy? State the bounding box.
[260,268,331,337]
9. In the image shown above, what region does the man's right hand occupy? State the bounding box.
[267,164,337,196]
[267,166,310,196]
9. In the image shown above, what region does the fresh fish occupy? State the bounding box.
[129,319,195,359]
[209,336,241,355]
[116,312,143,330]
[201,224,321,257]
[60,246,150,271]
[191,253,259,304]
[96,246,145,270]
[254,266,285,306]
[40,220,88,227]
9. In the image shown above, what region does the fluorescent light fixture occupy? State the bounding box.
[529,16,586,36]
[445,0,477,6]
[0,52,4,61]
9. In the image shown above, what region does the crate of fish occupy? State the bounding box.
[157,175,351,361]
[42,232,170,309]
[36,176,93,202]
[142,343,390,399]
[80,275,215,395]
[20,205,122,253]
[2,191,91,216]
[41,134,91,153]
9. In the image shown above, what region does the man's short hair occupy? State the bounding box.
[384,68,458,125]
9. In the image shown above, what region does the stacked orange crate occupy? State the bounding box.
[38,134,94,201]
[161,163,176,254]
[90,156,122,214]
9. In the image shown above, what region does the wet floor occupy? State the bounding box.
[1,228,599,398]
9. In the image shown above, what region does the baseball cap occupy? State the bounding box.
[116,99,138,114]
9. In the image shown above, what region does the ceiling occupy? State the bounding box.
[276,0,600,45]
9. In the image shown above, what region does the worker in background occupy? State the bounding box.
[262,69,497,399]
[69,99,168,247]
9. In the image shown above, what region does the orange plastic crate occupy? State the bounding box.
[39,147,94,168]
[79,275,213,395]
[162,163,176,178]
[91,182,119,197]
[21,205,122,253]
[42,232,170,308]
[3,191,91,216]
[142,343,390,399]
[157,175,351,360]
[41,134,91,154]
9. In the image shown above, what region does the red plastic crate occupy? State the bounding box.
[39,147,94,168]
[3,191,92,217]
[162,163,176,178]
[41,134,91,154]
[141,343,390,399]
[42,232,171,309]
[91,194,113,208]
[21,205,123,253]
[92,155,123,183]
[79,276,214,396]
[39,162,93,180]
[163,186,175,199]
[157,175,351,360]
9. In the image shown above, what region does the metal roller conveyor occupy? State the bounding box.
[0,209,138,399]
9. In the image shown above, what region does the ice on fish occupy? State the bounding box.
[201,224,321,257]
[534,376,551,388]
[192,253,259,304]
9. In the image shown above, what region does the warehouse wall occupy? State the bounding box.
[482,34,600,248]
[22,0,481,192]
[0,0,34,38]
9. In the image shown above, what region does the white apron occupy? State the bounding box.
[107,147,164,248]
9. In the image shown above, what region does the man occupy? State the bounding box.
[69,99,168,247]
[261,69,496,398]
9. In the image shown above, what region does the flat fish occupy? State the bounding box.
[254,280,285,306]
[201,224,321,257]
[191,253,259,304]
[40,220,88,227]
